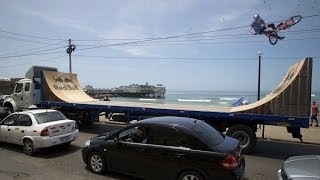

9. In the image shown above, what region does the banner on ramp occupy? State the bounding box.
[43,71,95,103]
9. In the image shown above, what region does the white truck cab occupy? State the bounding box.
[3,66,57,113]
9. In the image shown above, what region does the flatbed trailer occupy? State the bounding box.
[3,58,313,154]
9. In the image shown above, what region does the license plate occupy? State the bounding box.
[60,135,70,142]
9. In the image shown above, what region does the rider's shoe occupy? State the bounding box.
[278,36,285,40]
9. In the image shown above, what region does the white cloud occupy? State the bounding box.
[99,24,156,56]
[19,8,99,34]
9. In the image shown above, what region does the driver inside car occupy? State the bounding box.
[126,127,148,144]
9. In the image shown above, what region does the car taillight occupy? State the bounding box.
[41,128,49,136]
[221,155,239,170]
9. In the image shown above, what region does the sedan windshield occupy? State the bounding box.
[192,121,224,146]
[33,111,68,124]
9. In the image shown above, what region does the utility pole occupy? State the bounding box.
[66,39,76,74]
[257,52,265,138]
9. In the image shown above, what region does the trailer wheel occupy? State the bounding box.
[226,125,256,154]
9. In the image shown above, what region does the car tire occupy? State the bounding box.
[23,139,34,156]
[88,152,106,174]
[226,124,256,154]
[178,170,204,180]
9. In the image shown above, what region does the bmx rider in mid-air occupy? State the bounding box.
[249,14,285,40]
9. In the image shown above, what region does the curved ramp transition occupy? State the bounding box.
[231,58,312,117]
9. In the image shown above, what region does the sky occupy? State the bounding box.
[0,0,319,92]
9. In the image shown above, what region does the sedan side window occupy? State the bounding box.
[148,127,189,148]
[119,126,148,144]
[2,114,18,126]
[16,114,32,126]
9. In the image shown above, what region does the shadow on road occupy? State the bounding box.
[252,139,320,160]
[0,142,81,159]
[34,144,82,159]
[84,166,140,180]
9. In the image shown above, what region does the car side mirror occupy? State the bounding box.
[114,137,120,144]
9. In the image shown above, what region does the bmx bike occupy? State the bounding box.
[264,15,302,45]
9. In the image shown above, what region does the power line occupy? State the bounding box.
[0,28,65,41]
[76,25,249,51]
[73,13,320,44]
[0,46,66,59]
[0,54,66,68]
[0,35,62,44]
[75,37,320,48]
[74,54,318,61]
[303,13,320,19]
[0,41,66,57]
[76,28,320,50]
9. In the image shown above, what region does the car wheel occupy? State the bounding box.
[88,152,106,174]
[23,139,34,156]
[178,171,204,180]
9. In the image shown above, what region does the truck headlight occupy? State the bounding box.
[84,140,91,147]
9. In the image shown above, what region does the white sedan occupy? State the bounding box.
[0,109,79,155]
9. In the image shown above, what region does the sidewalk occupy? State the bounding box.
[256,125,320,144]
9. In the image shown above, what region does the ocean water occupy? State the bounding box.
[109,90,320,107]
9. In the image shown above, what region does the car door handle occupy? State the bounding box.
[136,149,145,152]
[175,153,185,158]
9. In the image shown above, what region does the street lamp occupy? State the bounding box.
[257,52,265,138]
[257,52,262,101]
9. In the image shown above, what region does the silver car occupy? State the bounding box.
[278,155,320,180]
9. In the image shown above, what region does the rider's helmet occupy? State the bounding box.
[253,14,260,20]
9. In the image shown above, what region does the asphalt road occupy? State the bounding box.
[0,123,319,180]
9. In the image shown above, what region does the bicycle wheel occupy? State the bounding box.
[287,15,302,27]
[268,31,278,45]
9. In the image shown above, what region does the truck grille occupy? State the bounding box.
[281,168,288,180]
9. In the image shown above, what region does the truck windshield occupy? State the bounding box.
[33,111,68,124]
[192,121,224,146]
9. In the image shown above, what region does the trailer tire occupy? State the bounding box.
[226,125,256,154]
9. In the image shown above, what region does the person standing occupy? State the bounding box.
[310,101,319,127]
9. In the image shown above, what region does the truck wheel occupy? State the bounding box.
[4,104,13,114]
[226,125,256,154]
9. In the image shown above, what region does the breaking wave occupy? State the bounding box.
[177,99,211,103]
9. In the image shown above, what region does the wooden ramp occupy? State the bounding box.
[231,58,312,117]
[42,58,312,117]
[43,71,96,103]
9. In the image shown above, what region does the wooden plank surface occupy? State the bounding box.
[83,100,233,112]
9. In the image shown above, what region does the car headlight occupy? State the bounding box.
[84,140,91,147]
